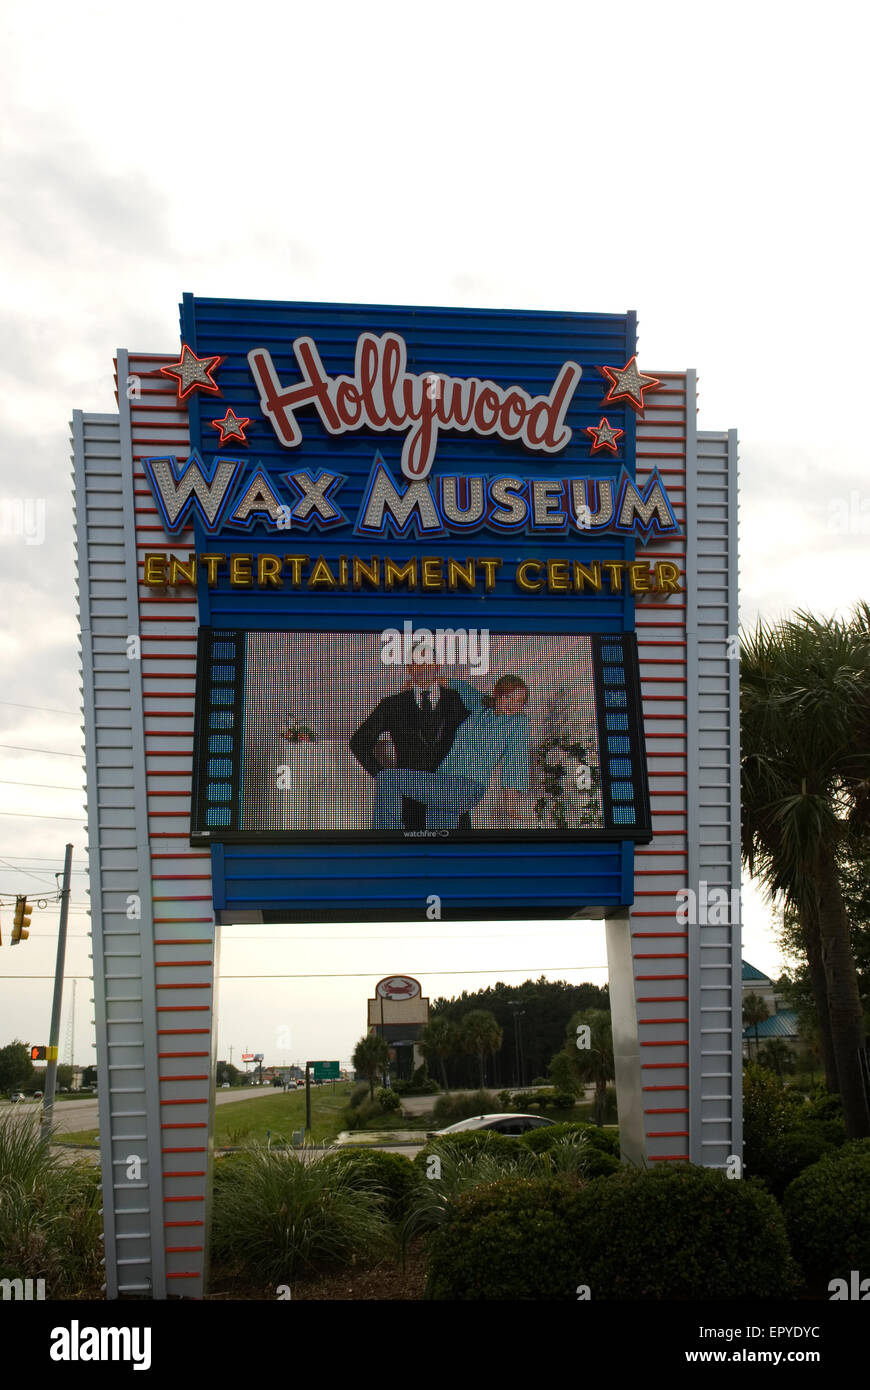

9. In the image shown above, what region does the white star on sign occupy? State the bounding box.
[599,356,662,413]
[160,344,224,402]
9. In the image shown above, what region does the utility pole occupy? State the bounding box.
[42,844,73,1141]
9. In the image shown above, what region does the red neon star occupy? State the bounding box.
[597,356,662,414]
[586,417,624,454]
[160,344,225,403]
[209,408,251,445]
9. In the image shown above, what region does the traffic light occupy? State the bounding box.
[11,896,32,944]
[30,1046,47,1062]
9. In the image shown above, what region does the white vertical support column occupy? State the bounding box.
[117,355,168,1296]
[689,418,741,1168]
[127,349,216,1296]
[606,909,645,1167]
[726,428,743,1164]
[685,371,703,1166]
[72,406,167,1298]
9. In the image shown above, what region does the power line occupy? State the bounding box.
[219,966,607,978]
[0,743,82,758]
[0,780,83,792]
[2,966,606,981]
[0,811,86,821]
[0,700,80,717]
[0,857,61,887]
[0,865,88,873]
[0,850,86,861]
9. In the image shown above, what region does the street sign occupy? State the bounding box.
[312,1061,340,1080]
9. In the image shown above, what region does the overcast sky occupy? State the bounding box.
[1,2,866,1069]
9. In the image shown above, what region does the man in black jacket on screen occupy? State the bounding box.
[349,658,472,830]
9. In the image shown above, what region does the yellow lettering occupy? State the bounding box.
[546,559,570,592]
[199,553,225,585]
[168,552,197,586]
[352,556,380,589]
[516,559,543,592]
[384,557,418,590]
[628,561,651,594]
[230,554,253,586]
[478,558,502,590]
[308,556,337,588]
[447,557,476,591]
[284,555,309,585]
[573,560,602,593]
[257,554,283,587]
[655,560,682,593]
[421,557,444,589]
[143,553,166,586]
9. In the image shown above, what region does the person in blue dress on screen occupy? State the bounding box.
[371,674,530,830]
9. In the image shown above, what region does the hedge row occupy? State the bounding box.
[421,1139,870,1299]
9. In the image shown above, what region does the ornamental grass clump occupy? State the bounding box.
[211,1143,393,1283]
[402,1136,569,1253]
[0,1110,103,1297]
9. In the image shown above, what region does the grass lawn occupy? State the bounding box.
[212,1085,353,1145]
[60,1083,355,1149]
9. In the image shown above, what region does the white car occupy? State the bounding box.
[430,1113,555,1138]
[9,1092,25,1104]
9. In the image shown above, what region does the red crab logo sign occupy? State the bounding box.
[375,975,421,1000]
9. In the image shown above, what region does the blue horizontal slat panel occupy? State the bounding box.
[217,841,626,920]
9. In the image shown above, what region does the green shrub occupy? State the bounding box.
[509,1090,538,1110]
[509,1088,576,1112]
[759,1128,838,1199]
[534,1135,605,1178]
[743,1063,802,1149]
[347,1083,369,1110]
[413,1129,519,1172]
[580,1149,620,1178]
[431,1090,501,1125]
[344,1096,383,1129]
[520,1121,619,1156]
[573,1166,798,1299]
[0,1112,103,1297]
[802,1089,844,1124]
[550,1091,577,1110]
[782,1143,870,1282]
[211,1144,392,1281]
[425,1177,587,1299]
[742,1064,834,1193]
[376,1087,401,1113]
[404,1142,546,1251]
[324,1149,418,1225]
[391,1077,438,1096]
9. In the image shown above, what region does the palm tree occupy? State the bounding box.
[459,1010,503,1089]
[567,1008,614,1126]
[352,1032,390,1100]
[742,992,770,1062]
[419,1017,457,1092]
[741,607,870,1137]
[758,1038,793,1082]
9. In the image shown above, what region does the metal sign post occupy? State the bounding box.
[41,844,73,1142]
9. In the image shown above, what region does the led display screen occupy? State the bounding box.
[191,629,652,843]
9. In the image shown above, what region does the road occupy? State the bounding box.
[0,1086,282,1136]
